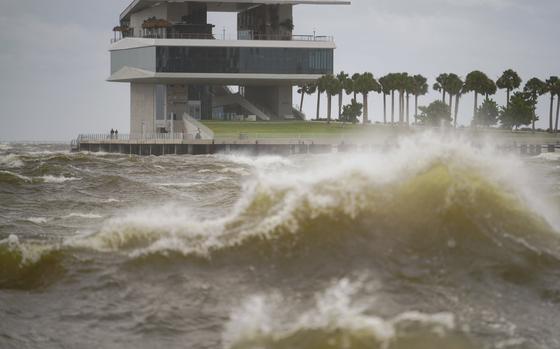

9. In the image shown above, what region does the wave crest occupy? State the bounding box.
[223,279,472,349]
[67,134,560,266]
[0,235,65,289]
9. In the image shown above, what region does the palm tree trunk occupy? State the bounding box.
[338,93,343,119]
[550,93,555,132]
[414,95,418,124]
[363,93,368,124]
[327,93,332,124]
[454,94,460,128]
[406,92,410,125]
[383,94,387,124]
[316,91,321,121]
[555,97,560,133]
[449,94,453,125]
[398,92,402,124]
[473,92,478,123]
[299,92,305,112]
[391,91,395,124]
[506,89,510,108]
[442,90,446,103]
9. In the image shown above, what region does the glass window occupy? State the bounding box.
[156,46,333,75]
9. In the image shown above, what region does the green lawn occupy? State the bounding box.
[201,121,374,138]
[202,120,560,143]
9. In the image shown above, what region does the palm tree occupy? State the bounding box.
[387,73,398,124]
[404,75,416,125]
[524,77,547,132]
[464,71,491,123]
[378,75,392,124]
[336,71,349,119]
[482,78,497,100]
[410,74,428,124]
[496,69,522,107]
[380,73,398,125]
[351,73,361,101]
[446,74,464,128]
[545,76,559,132]
[297,82,317,113]
[316,76,328,121]
[435,73,450,102]
[322,74,340,124]
[552,80,560,132]
[354,73,382,124]
[394,73,409,124]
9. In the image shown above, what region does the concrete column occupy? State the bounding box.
[131,83,156,136]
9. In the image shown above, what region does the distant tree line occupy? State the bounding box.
[297,70,560,132]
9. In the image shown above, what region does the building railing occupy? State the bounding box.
[76,133,196,142]
[111,32,333,44]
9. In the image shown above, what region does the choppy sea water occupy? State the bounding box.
[1,134,560,349]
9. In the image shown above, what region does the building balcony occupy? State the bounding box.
[111,30,333,44]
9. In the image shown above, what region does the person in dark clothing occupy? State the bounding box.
[115,129,119,139]
[110,129,115,139]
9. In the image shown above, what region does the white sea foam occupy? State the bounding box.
[63,213,103,219]
[0,154,24,168]
[101,198,121,203]
[223,278,456,348]
[0,234,54,265]
[218,167,251,176]
[219,154,293,169]
[26,217,49,224]
[535,152,560,161]
[39,175,82,183]
[155,182,203,188]
[66,132,560,257]
[0,170,32,182]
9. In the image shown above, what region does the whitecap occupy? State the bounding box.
[0,170,32,182]
[0,154,24,168]
[223,278,456,348]
[63,213,103,219]
[535,152,560,161]
[26,217,49,224]
[39,175,81,183]
[155,182,203,188]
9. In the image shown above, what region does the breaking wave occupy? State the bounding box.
[223,278,473,349]
[66,133,560,271]
[0,170,32,184]
[0,154,24,168]
[0,235,65,289]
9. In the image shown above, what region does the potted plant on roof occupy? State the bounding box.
[142,17,171,38]
[112,25,131,41]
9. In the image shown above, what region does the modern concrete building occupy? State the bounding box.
[109,0,350,136]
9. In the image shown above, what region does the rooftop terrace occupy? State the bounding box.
[121,0,351,20]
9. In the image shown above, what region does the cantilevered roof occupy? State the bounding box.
[121,0,351,21]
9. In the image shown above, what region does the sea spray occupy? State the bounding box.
[67,132,560,260]
[223,278,466,349]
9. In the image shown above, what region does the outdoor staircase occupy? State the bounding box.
[212,86,273,121]
[292,108,306,120]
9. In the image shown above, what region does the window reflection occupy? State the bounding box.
[156,47,333,74]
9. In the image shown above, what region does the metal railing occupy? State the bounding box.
[111,32,333,44]
[76,133,196,142]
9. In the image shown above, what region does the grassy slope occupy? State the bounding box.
[201,121,370,138]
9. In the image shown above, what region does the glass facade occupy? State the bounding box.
[156,46,333,75]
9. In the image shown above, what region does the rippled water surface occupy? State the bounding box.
[1,135,560,349]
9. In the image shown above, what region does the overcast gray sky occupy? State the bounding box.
[0,0,558,141]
